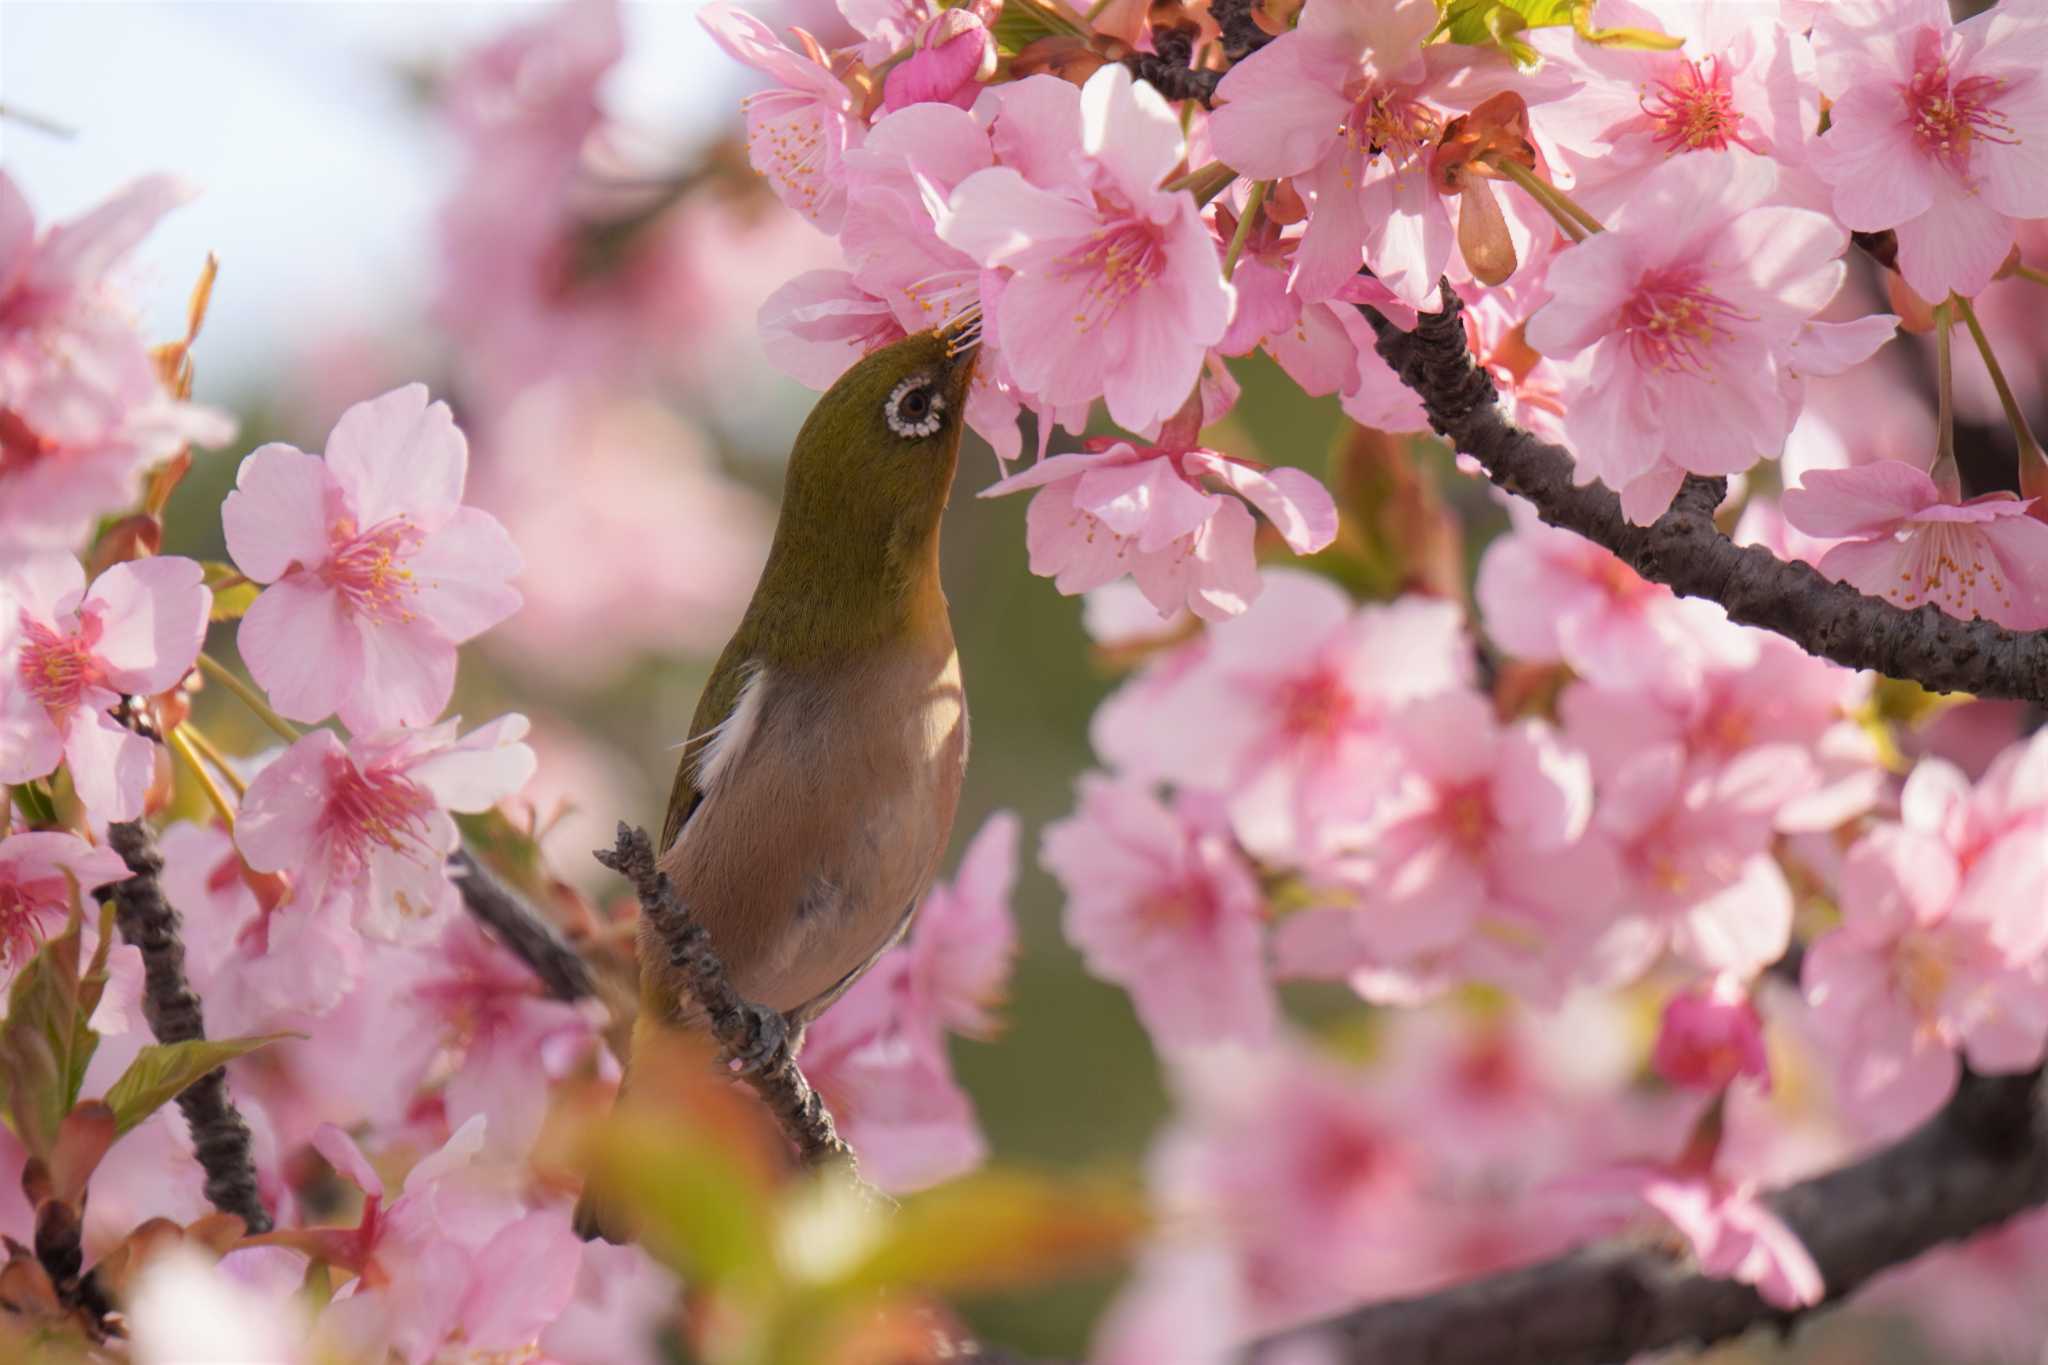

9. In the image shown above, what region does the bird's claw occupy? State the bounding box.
[726,1002,788,1076]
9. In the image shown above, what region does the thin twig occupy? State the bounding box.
[1364,281,2048,706]
[595,823,862,1176]
[1258,1069,2048,1363]
[447,848,596,1002]
[103,821,272,1234]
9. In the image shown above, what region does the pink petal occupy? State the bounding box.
[235,730,344,876]
[937,168,1099,269]
[312,1122,384,1200]
[980,449,1114,498]
[1183,498,1263,621]
[1074,458,1215,552]
[1078,65,1185,200]
[406,715,536,811]
[28,175,191,292]
[1207,31,1350,179]
[407,508,523,643]
[62,710,154,825]
[1892,183,2015,300]
[238,577,360,727]
[222,444,336,585]
[338,618,458,735]
[5,553,87,625]
[0,686,64,786]
[1185,452,1338,555]
[85,556,209,695]
[324,384,468,531]
[1781,461,1939,538]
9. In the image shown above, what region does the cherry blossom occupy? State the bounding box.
[1808,0,2048,300]
[881,4,996,112]
[700,3,866,231]
[1041,777,1275,1048]
[0,828,129,969]
[1652,975,1771,1092]
[939,67,1235,431]
[235,715,536,941]
[1567,1163,1824,1308]
[1780,459,2048,629]
[0,553,209,825]
[222,384,522,734]
[0,173,235,550]
[980,438,1337,622]
[1526,152,1863,519]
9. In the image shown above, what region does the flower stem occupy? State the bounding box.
[1490,158,1603,239]
[1167,161,1239,207]
[177,723,248,797]
[1931,298,1961,501]
[196,653,300,745]
[2014,264,2048,289]
[1222,180,1269,281]
[167,726,236,834]
[1952,293,2048,498]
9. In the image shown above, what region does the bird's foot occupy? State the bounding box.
[725,1002,790,1076]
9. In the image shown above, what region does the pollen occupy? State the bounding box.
[1621,268,1751,376]
[323,517,425,624]
[1901,33,2014,181]
[1057,211,1168,335]
[17,617,101,710]
[320,754,438,885]
[1641,56,1758,155]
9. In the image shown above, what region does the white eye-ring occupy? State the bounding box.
[885,375,946,439]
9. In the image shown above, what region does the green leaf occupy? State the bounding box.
[1436,0,1674,59]
[837,1170,1144,1298]
[0,891,111,1158]
[102,1034,298,1136]
[8,782,58,829]
[199,560,261,622]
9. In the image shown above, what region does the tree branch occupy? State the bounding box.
[448,848,596,1002]
[1259,1069,2048,1363]
[103,821,272,1235]
[594,823,864,1178]
[1364,282,2048,706]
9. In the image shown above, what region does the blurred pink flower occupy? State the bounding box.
[1780,459,2048,629]
[1809,0,2048,300]
[1591,745,1797,981]
[702,2,866,231]
[1901,727,2048,875]
[806,810,1019,1191]
[1476,510,1735,690]
[0,173,234,550]
[1804,820,2048,1137]
[223,384,522,733]
[1653,975,1771,1092]
[0,553,209,824]
[1273,689,1607,994]
[1042,777,1274,1048]
[1151,1042,1421,1332]
[303,1118,582,1365]
[1095,569,1471,862]
[1570,1164,1823,1308]
[1526,152,1857,516]
[981,439,1336,622]
[0,829,129,968]
[939,67,1234,431]
[235,715,536,942]
[540,1240,680,1365]
[407,916,600,1159]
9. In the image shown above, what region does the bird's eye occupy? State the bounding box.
[884,375,946,439]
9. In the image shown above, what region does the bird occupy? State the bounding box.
[575,318,980,1243]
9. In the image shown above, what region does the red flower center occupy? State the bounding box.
[17,616,102,710]
[1622,269,1750,376]
[323,518,425,624]
[321,755,437,884]
[1902,35,2013,179]
[1642,56,1758,155]
[0,407,58,477]
[1278,669,1355,740]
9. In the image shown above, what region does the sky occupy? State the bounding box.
[0,1,741,393]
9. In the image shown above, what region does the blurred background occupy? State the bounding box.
[2,4,2038,1360]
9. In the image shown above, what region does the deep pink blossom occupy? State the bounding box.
[1041,777,1275,1048]
[701,3,866,231]
[1780,459,2048,629]
[1803,817,2048,1136]
[1526,152,1864,519]
[0,173,234,549]
[805,811,1019,1192]
[881,6,995,112]
[0,829,129,969]
[1809,0,2048,300]
[0,553,209,824]
[223,384,523,733]
[235,715,536,941]
[1653,975,1771,1092]
[980,439,1336,622]
[939,67,1234,431]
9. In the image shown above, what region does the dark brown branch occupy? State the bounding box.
[103,822,272,1235]
[1364,282,2048,706]
[595,824,862,1176]
[1260,1069,2048,1363]
[448,848,595,1001]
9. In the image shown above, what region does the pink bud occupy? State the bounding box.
[1652,976,1769,1093]
[881,11,995,112]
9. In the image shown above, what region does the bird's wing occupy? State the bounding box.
[660,637,760,851]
